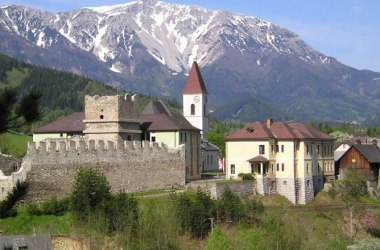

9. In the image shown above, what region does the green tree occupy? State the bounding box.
[174,189,214,238]
[0,180,28,218]
[204,226,232,250]
[71,168,111,222]
[217,187,243,223]
[0,88,42,134]
[107,191,139,235]
[342,169,369,198]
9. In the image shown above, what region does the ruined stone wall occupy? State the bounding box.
[0,153,21,176]
[0,139,186,201]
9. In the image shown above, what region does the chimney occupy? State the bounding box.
[266,118,273,128]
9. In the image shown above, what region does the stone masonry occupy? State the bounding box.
[1,139,186,201]
[83,95,141,142]
[0,153,21,176]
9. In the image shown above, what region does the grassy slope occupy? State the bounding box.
[2,192,380,249]
[0,131,31,158]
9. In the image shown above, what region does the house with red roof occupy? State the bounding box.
[225,119,335,204]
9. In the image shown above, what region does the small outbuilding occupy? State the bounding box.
[338,144,380,188]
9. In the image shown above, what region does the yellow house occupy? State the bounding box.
[140,100,201,180]
[225,119,335,204]
[32,112,84,142]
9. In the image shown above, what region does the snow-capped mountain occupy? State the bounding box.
[1,0,380,123]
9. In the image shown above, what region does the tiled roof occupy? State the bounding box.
[247,156,269,162]
[182,61,208,95]
[225,120,333,141]
[351,144,380,163]
[33,112,85,133]
[201,139,219,151]
[141,100,171,116]
[140,101,199,131]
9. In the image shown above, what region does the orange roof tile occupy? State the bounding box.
[225,120,333,141]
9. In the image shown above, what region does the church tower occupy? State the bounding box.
[183,62,209,137]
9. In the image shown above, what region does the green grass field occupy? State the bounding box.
[0,131,31,158]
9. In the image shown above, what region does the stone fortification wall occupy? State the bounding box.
[1,139,186,201]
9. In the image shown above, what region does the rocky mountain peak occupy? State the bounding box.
[0,1,379,123]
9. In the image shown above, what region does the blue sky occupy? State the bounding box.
[1,0,379,72]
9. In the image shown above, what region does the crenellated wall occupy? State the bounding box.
[0,139,186,201]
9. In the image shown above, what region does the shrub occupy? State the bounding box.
[40,196,69,215]
[238,173,255,180]
[0,180,28,218]
[204,226,232,250]
[217,186,244,222]
[107,191,139,235]
[174,189,214,238]
[71,167,111,222]
[342,170,368,198]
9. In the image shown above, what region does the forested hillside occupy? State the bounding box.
[0,53,123,131]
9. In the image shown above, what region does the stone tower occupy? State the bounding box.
[83,94,141,142]
[183,62,209,138]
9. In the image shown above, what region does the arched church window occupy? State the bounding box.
[191,104,195,115]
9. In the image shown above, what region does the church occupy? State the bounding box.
[32,62,219,181]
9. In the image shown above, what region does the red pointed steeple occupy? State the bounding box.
[182,61,208,95]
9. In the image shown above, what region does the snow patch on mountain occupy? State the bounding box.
[84,2,137,15]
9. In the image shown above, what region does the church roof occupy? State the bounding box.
[141,100,171,116]
[182,61,208,95]
[140,101,199,132]
[33,112,85,133]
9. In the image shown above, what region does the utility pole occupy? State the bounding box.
[209,218,214,232]
[350,206,353,239]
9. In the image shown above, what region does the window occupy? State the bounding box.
[191,104,195,115]
[307,180,310,188]
[127,135,132,141]
[231,164,235,174]
[180,132,183,142]
[317,145,320,154]
[151,136,156,142]
[306,163,309,174]
[276,145,279,153]
[259,145,265,154]
[203,104,206,115]
[251,164,254,173]
[281,145,284,153]
[271,145,274,154]
[276,163,279,171]
[99,115,104,119]
[306,145,309,154]
[271,164,274,173]
[281,163,284,171]
[60,133,63,137]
